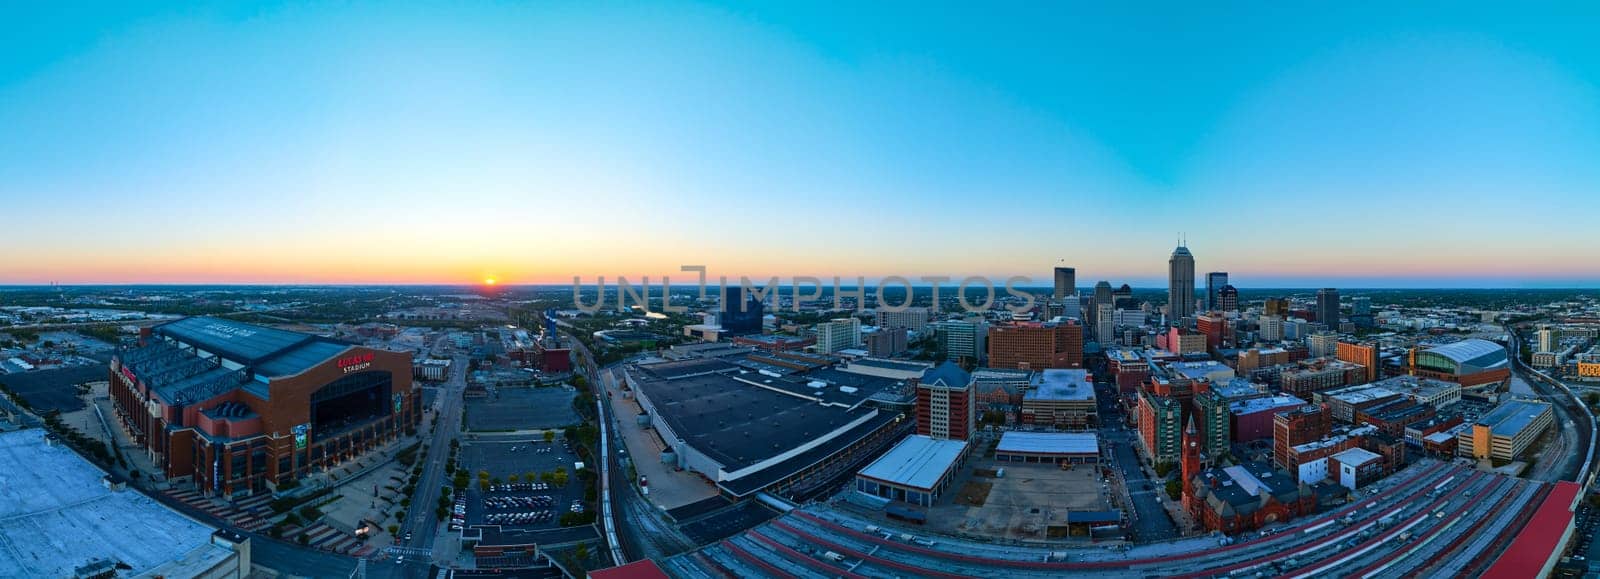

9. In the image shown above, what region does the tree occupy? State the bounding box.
[477,470,490,480]
[552,467,569,487]
[387,524,399,535]
[479,478,490,491]
[1165,479,1183,501]
[508,474,519,483]
[544,430,556,443]
[575,542,590,561]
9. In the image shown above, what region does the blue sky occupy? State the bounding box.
[1,2,1598,287]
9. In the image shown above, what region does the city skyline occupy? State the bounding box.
[4,3,1600,287]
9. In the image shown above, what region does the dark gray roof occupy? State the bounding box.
[633,371,874,473]
[919,361,971,389]
[155,317,315,364]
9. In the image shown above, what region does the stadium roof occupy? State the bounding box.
[1026,369,1093,401]
[1420,339,1509,372]
[156,316,315,363]
[0,429,236,578]
[856,435,969,491]
[151,316,356,378]
[995,431,1099,455]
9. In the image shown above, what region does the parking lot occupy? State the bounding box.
[925,458,1116,541]
[458,438,587,532]
[0,365,105,413]
[464,387,580,432]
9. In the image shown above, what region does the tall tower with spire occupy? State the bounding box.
[1181,416,1202,514]
[1168,239,1196,321]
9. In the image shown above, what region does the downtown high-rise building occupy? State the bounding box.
[1168,244,1196,321]
[1316,288,1341,328]
[1206,272,1229,311]
[1053,266,1077,299]
[1218,284,1239,312]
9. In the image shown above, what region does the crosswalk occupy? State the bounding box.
[386,546,433,559]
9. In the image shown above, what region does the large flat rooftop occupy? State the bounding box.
[0,429,235,578]
[630,368,876,473]
[856,435,969,491]
[1479,398,1553,437]
[1026,369,1094,401]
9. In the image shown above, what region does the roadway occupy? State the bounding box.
[1506,324,1596,486]
[397,346,470,573]
[1094,380,1179,542]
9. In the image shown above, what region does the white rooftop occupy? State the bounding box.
[1026,369,1095,401]
[856,435,968,491]
[0,429,235,578]
[996,431,1100,455]
[1331,447,1383,466]
[1424,431,1455,444]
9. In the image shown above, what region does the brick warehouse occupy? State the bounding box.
[109,317,420,497]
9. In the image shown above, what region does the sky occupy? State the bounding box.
[2,2,1598,288]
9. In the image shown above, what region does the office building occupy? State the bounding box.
[1315,288,1340,328]
[1193,390,1232,457]
[814,318,862,353]
[1139,391,1183,464]
[1264,297,1290,318]
[875,306,931,334]
[1307,331,1339,357]
[862,327,907,357]
[1053,266,1077,299]
[916,362,976,440]
[1169,244,1197,320]
[1230,395,1307,442]
[1159,327,1208,355]
[1279,359,1365,398]
[1197,313,1228,350]
[720,286,765,336]
[1113,283,1134,309]
[1536,326,1557,353]
[1335,341,1380,383]
[987,320,1082,370]
[931,318,987,363]
[1096,302,1116,345]
[1259,315,1284,342]
[1273,404,1331,469]
[1020,368,1098,429]
[1203,271,1228,311]
[1218,285,1239,312]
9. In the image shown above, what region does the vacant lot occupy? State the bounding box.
[927,461,1114,541]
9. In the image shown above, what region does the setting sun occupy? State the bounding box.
[483,277,497,285]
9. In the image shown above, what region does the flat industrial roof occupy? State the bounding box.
[630,369,874,472]
[1026,369,1094,401]
[1327,385,1399,404]
[856,435,969,491]
[1330,447,1382,466]
[0,429,234,578]
[995,431,1099,455]
[1230,395,1307,416]
[1479,399,1553,437]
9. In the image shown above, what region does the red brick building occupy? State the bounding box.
[915,362,975,441]
[1273,404,1330,470]
[109,317,419,497]
[987,321,1082,370]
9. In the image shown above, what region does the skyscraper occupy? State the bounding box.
[720,286,764,335]
[1168,244,1196,321]
[1206,272,1229,311]
[1316,288,1341,329]
[1265,298,1290,318]
[1113,283,1134,309]
[1218,285,1239,312]
[1091,280,1113,330]
[1053,266,1077,299]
